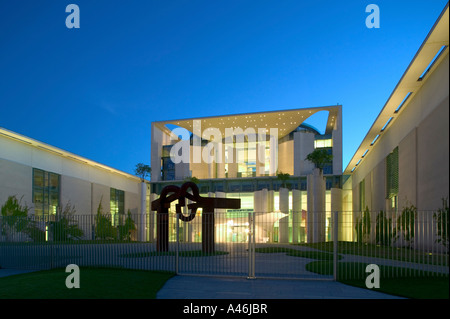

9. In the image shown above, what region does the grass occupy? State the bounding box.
[0,267,175,299]
[305,261,449,299]
[297,241,449,266]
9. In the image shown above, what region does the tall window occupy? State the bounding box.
[161,145,175,181]
[110,188,124,226]
[314,137,333,174]
[359,179,365,212]
[32,168,60,217]
[386,147,399,213]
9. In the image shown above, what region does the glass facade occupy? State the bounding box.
[161,145,175,181]
[32,168,60,217]
[151,175,340,195]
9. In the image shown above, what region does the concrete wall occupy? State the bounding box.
[332,105,343,175]
[416,95,449,211]
[0,158,33,207]
[0,133,142,216]
[277,140,294,175]
[293,131,315,176]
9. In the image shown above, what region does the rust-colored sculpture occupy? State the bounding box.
[151,182,241,253]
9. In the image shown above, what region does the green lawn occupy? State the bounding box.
[0,267,174,299]
[297,241,449,266]
[305,261,449,299]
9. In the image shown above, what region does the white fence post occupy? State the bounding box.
[176,212,180,275]
[248,211,256,279]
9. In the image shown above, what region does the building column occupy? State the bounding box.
[330,188,343,241]
[307,168,326,243]
[215,191,226,242]
[183,197,194,243]
[217,142,226,179]
[151,123,164,182]
[292,189,301,244]
[149,193,158,242]
[278,187,290,243]
[140,182,147,242]
[253,188,271,243]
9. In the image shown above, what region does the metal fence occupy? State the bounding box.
[0,210,448,280]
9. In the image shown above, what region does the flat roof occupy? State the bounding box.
[0,127,141,181]
[344,3,449,175]
[152,104,341,139]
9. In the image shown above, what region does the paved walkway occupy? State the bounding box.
[156,275,405,299]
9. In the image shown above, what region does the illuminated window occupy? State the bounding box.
[386,147,399,200]
[314,139,332,148]
[110,188,124,226]
[359,179,365,212]
[32,168,60,217]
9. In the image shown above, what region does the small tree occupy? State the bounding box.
[434,198,449,252]
[355,206,371,243]
[394,205,416,248]
[376,210,392,246]
[49,201,84,242]
[0,195,45,242]
[95,197,117,240]
[305,149,333,172]
[118,210,136,241]
[1,195,28,241]
[134,163,151,182]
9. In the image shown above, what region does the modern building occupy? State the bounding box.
[0,127,145,240]
[1,4,447,249]
[150,105,345,244]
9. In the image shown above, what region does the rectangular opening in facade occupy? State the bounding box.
[394,92,412,114]
[370,134,380,146]
[418,45,448,81]
[381,117,393,132]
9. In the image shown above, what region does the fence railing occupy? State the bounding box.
[0,210,448,280]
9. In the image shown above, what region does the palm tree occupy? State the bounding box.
[305,149,333,172]
[134,163,151,182]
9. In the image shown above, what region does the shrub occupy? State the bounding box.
[355,206,371,243]
[118,210,136,241]
[94,199,117,240]
[394,205,416,248]
[375,210,392,245]
[434,198,449,252]
[49,202,84,241]
[1,195,31,241]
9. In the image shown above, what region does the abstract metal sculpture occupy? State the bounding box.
[151,182,241,253]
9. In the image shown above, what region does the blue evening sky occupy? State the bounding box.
[0,0,447,176]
